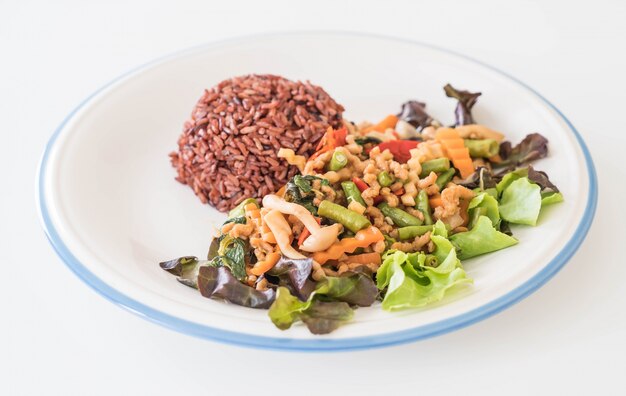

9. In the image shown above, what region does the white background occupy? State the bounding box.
[2,0,625,395]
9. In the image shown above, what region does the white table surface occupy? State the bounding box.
[2,0,625,394]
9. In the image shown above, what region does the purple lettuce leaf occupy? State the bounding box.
[198,266,275,309]
[444,84,482,125]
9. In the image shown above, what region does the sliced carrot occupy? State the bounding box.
[341,252,382,266]
[276,185,286,197]
[442,139,466,149]
[435,128,475,179]
[446,147,470,158]
[250,251,281,276]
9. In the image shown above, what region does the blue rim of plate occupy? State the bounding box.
[37,31,598,352]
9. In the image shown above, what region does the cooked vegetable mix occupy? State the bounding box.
[161,83,563,334]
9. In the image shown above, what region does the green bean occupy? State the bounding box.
[378,202,423,227]
[227,198,258,219]
[328,150,348,171]
[435,168,456,190]
[419,158,450,177]
[464,139,499,158]
[398,225,434,240]
[318,200,371,233]
[341,181,366,207]
[377,171,395,187]
[416,189,433,225]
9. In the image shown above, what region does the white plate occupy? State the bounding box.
[37,32,597,351]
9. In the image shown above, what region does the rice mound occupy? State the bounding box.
[170,74,344,212]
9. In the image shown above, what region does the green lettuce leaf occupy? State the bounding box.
[377,234,472,312]
[450,216,518,259]
[468,193,500,229]
[499,177,542,225]
[268,287,353,334]
[267,268,377,333]
[496,168,528,194]
[541,192,564,206]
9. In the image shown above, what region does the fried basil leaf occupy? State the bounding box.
[214,236,248,281]
[496,133,549,168]
[222,216,246,226]
[266,256,315,300]
[197,266,275,309]
[444,84,482,125]
[397,100,435,131]
[284,175,329,215]
[354,136,382,146]
[268,287,353,334]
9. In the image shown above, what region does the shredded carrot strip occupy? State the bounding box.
[341,252,382,266]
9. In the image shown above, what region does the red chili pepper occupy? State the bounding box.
[352,177,369,192]
[297,217,322,246]
[375,140,420,163]
[393,188,405,196]
[353,177,386,204]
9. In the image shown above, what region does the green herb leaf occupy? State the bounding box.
[284,175,329,215]
[222,216,246,226]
